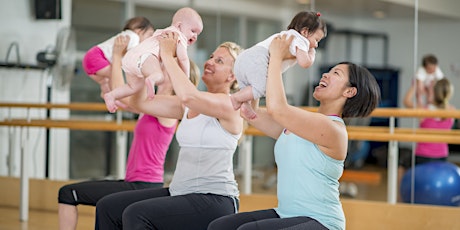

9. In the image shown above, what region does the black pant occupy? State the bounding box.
[58,179,162,206]
[95,187,238,230]
[208,209,328,230]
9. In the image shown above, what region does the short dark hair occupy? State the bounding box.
[287,11,327,37]
[123,16,154,32]
[422,54,438,67]
[340,62,380,118]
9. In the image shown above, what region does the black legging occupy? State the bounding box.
[95,187,238,230]
[58,179,162,206]
[207,209,328,230]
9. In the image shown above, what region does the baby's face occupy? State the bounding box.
[425,63,437,74]
[306,29,325,49]
[180,19,203,46]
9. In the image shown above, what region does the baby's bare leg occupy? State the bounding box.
[142,55,164,99]
[104,74,144,113]
[89,65,112,98]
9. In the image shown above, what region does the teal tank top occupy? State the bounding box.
[274,115,345,230]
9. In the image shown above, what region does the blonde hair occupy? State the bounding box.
[189,59,201,87]
[218,42,248,144]
[218,42,244,93]
[219,41,243,62]
[433,78,454,109]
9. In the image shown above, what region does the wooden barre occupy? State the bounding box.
[299,106,460,118]
[2,103,460,118]
[244,126,460,144]
[347,131,460,144]
[0,119,400,185]
[293,106,460,118]
[245,126,460,136]
[0,102,108,111]
[0,119,136,131]
[368,107,460,118]
[1,119,459,143]
[340,170,381,185]
[346,126,460,135]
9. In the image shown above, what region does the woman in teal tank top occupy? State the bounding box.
[209,34,381,230]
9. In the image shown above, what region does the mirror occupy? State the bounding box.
[69,0,460,208]
[402,0,460,207]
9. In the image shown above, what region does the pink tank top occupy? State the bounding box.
[124,114,177,182]
[415,116,454,158]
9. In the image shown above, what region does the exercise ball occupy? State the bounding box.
[400,161,460,206]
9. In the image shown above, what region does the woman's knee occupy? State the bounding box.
[208,215,236,230]
[58,184,77,205]
[95,193,115,212]
[122,202,155,229]
[121,203,139,223]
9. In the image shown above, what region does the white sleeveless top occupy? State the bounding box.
[169,107,241,197]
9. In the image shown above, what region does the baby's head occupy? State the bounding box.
[287,11,327,49]
[172,7,203,46]
[123,16,154,42]
[422,54,438,74]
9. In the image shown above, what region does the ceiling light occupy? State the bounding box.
[296,0,310,4]
[373,10,386,19]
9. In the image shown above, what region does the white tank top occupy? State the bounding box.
[169,107,241,197]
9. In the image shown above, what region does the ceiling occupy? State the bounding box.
[244,0,460,21]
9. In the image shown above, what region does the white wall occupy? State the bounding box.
[0,0,72,180]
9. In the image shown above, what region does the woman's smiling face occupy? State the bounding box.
[313,64,351,101]
[201,47,235,87]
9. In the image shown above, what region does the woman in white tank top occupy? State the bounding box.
[95,32,244,230]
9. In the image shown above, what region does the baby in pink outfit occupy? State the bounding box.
[104,7,203,113]
[82,17,154,98]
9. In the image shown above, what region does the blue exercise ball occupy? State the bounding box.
[400,161,460,206]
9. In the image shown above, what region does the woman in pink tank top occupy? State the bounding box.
[57,34,202,230]
[398,78,456,200]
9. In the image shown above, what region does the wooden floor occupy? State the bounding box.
[0,165,388,230]
[0,207,94,230]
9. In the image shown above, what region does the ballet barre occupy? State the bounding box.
[0,118,136,131]
[244,126,460,144]
[3,103,460,118]
[0,102,108,111]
